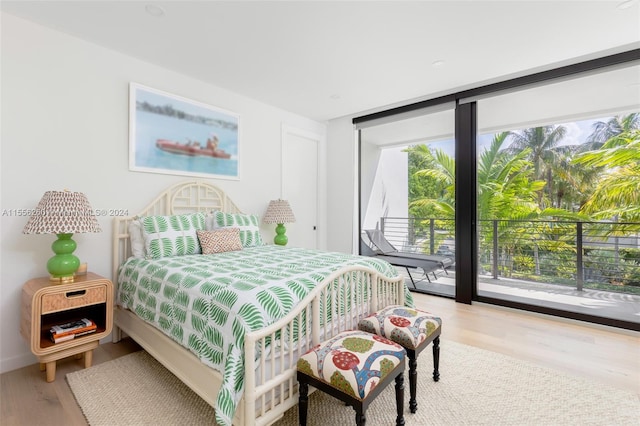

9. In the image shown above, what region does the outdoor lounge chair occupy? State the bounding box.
[362,229,454,289]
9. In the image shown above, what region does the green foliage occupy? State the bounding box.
[513,255,535,273]
[574,129,640,224]
[506,125,568,208]
[620,248,640,263]
[406,145,445,220]
[405,114,640,293]
[585,249,640,287]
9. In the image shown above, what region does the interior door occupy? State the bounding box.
[282,126,319,249]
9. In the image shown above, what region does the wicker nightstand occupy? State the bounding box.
[20,272,113,382]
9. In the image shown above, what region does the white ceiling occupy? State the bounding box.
[2,1,639,122]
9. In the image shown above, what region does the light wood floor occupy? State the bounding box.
[1,294,638,426]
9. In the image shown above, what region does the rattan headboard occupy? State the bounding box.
[112,180,242,280]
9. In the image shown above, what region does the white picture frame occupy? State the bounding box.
[129,83,240,180]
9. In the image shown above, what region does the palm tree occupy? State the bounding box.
[574,129,640,223]
[575,114,640,224]
[410,132,593,277]
[583,113,640,151]
[409,147,455,216]
[546,145,600,210]
[407,144,449,220]
[533,114,639,211]
[477,132,543,220]
[477,133,586,276]
[411,133,551,276]
[507,125,567,208]
[574,128,640,277]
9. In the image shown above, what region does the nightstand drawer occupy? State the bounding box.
[41,286,107,314]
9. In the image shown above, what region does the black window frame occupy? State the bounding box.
[354,48,640,331]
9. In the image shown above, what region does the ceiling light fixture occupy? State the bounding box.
[617,0,638,9]
[145,4,165,17]
[432,60,445,67]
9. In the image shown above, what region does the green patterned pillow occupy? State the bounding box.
[211,211,264,247]
[140,213,206,258]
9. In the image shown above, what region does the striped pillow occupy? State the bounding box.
[140,213,206,259]
[211,211,264,247]
[197,228,242,254]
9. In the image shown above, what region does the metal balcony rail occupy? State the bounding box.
[378,217,640,294]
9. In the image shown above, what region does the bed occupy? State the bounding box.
[111,181,411,426]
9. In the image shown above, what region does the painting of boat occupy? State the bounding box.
[156,138,231,159]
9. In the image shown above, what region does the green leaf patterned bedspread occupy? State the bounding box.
[117,245,413,426]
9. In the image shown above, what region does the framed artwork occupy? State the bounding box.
[129,83,240,180]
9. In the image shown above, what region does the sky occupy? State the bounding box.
[426,117,606,158]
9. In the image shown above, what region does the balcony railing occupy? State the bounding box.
[378,217,640,295]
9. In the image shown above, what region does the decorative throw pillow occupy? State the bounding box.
[210,211,263,247]
[140,213,206,259]
[197,228,243,254]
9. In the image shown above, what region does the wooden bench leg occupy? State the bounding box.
[299,381,309,426]
[395,372,405,426]
[433,336,440,382]
[355,411,366,426]
[408,351,418,413]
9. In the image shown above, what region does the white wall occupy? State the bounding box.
[359,136,382,226]
[325,117,356,253]
[361,147,409,232]
[326,118,410,254]
[0,13,325,373]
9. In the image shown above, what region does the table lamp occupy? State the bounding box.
[263,199,296,246]
[23,190,102,282]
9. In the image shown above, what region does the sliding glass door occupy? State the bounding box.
[358,104,456,297]
[474,64,640,325]
[355,48,639,330]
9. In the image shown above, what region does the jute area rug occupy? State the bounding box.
[66,340,639,426]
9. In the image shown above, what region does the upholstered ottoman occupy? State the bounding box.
[358,305,441,413]
[296,330,406,426]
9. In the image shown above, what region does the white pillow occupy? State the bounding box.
[128,219,146,258]
[205,211,218,231]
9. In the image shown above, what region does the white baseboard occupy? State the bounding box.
[0,351,36,374]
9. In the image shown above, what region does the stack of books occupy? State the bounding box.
[49,318,97,343]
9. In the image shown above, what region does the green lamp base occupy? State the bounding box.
[47,233,80,283]
[274,223,288,246]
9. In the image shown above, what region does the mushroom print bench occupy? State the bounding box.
[358,306,441,414]
[296,330,407,426]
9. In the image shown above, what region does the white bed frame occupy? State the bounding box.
[112,180,406,426]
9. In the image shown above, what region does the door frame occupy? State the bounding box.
[281,124,327,250]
